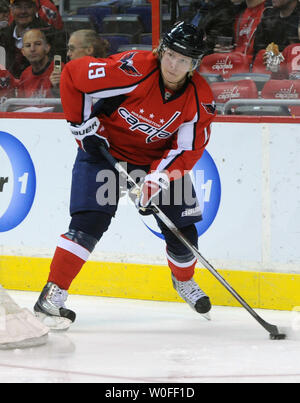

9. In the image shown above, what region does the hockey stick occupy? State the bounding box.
[99,145,286,340]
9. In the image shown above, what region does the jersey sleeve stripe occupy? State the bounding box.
[86,85,138,99]
[154,113,198,172]
[82,93,93,122]
[86,67,158,96]
[157,150,185,172]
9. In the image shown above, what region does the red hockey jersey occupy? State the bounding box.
[60,51,216,176]
[234,1,266,58]
[18,60,64,98]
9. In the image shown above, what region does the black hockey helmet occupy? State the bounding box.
[162,21,205,60]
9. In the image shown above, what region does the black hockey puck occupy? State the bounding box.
[269,333,286,340]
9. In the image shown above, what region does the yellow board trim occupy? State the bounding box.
[1,255,300,311]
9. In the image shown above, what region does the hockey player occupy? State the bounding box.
[34,22,217,330]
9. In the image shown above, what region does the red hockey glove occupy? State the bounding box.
[138,172,170,209]
[69,117,109,156]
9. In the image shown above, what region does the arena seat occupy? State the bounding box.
[102,14,144,43]
[211,79,258,102]
[261,79,300,116]
[77,6,115,32]
[124,3,169,34]
[140,33,152,46]
[100,34,134,54]
[282,43,300,76]
[199,52,250,79]
[125,5,152,33]
[62,15,96,34]
[261,79,300,98]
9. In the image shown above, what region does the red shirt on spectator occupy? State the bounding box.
[234,1,266,58]
[18,60,63,98]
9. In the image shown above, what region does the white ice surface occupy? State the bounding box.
[0,290,299,383]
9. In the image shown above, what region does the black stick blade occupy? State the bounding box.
[270,333,287,340]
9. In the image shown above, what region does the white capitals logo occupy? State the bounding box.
[118,107,181,143]
[212,56,233,76]
[274,84,299,99]
[217,86,241,101]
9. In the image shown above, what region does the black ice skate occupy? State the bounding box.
[171,274,211,320]
[34,282,76,331]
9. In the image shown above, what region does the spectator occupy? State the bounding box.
[201,0,247,53]
[233,0,267,59]
[0,0,67,78]
[18,28,63,98]
[0,0,9,29]
[253,0,300,59]
[67,30,109,61]
[9,0,64,29]
[199,0,264,58]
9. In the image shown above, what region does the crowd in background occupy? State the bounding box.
[0,0,299,114]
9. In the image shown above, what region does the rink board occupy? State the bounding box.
[0,116,300,311]
[1,255,300,311]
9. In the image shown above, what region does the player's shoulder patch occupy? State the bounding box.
[118,52,142,77]
[202,101,216,115]
[192,72,216,115]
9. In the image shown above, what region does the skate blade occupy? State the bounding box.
[35,312,72,332]
[190,304,212,321]
[201,312,211,321]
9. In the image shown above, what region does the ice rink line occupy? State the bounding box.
[0,290,299,383]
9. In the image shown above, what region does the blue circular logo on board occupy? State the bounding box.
[0,132,36,232]
[143,150,221,239]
